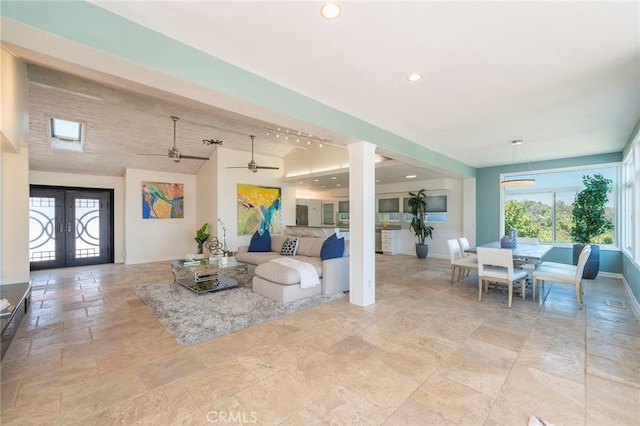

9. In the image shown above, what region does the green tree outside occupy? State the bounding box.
[504,197,614,244]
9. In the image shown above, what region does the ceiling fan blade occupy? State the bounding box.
[179,155,209,160]
[224,136,278,172]
[137,153,169,157]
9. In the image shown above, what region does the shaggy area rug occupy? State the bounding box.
[133,281,345,346]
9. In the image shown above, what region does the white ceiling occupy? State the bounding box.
[3,1,639,186]
[91,1,639,167]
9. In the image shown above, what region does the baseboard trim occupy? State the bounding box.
[621,275,640,322]
[596,271,622,279]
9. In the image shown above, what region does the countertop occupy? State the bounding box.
[375,225,402,231]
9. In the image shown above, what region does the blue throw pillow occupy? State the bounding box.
[248,230,271,252]
[321,233,344,260]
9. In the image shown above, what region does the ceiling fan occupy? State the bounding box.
[138,116,210,163]
[227,135,279,173]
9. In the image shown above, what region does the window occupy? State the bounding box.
[502,165,617,245]
[379,212,400,222]
[621,139,639,262]
[49,117,85,151]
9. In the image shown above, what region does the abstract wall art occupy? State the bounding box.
[142,181,184,219]
[237,184,281,235]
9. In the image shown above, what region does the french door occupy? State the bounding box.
[29,186,114,270]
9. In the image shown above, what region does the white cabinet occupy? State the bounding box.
[381,229,399,255]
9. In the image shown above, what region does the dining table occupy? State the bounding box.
[465,242,553,264]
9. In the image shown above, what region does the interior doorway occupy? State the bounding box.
[29,186,114,270]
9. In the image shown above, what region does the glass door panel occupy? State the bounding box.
[73,198,101,259]
[29,192,64,268]
[65,190,110,267]
[30,187,112,270]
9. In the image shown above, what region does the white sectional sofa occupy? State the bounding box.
[234,232,349,303]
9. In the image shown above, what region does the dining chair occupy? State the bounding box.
[447,239,478,283]
[477,247,528,308]
[532,245,592,309]
[537,244,590,271]
[457,237,477,260]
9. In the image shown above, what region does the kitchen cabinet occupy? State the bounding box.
[381,229,400,255]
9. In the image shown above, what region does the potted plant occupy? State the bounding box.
[407,189,434,258]
[194,223,210,257]
[570,174,613,279]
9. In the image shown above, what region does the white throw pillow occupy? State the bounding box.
[280,237,299,256]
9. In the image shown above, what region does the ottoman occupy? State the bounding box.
[252,261,321,304]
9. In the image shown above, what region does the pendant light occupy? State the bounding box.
[500,140,536,187]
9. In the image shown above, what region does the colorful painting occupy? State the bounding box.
[237,184,281,235]
[142,181,184,219]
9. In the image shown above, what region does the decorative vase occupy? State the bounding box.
[510,228,518,247]
[500,236,515,248]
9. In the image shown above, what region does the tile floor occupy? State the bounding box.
[1,255,639,425]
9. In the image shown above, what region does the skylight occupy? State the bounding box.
[49,117,84,152]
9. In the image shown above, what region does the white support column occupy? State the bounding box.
[348,141,376,306]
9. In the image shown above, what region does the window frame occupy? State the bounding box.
[49,117,86,152]
[500,163,619,248]
[620,139,639,264]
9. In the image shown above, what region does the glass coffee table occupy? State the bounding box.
[170,258,248,295]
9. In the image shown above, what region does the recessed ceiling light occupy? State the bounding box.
[321,2,341,19]
[407,73,423,82]
[331,177,337,180]
[314,179,319,182]
[376,179,380,183]
[405,174,417,179]
[336,184,341,187]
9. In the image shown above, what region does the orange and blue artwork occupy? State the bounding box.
[142,181,184,219]
[237,184,281,235]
